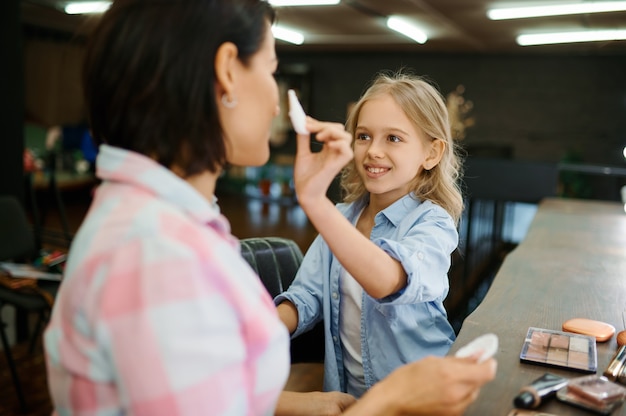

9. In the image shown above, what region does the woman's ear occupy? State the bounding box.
[214,42,238,98]
[424,139,446,170]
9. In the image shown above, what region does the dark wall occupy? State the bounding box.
[278,51,626,167]
[0,0,24,202]
[13,33,626,190]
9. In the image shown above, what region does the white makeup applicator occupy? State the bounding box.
[288,89,309,135]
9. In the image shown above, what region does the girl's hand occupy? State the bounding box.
[293,117,353,207]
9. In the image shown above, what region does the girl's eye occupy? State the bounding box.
[356,133,370,141]
[388,135,401,143]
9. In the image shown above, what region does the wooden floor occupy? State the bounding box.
[0,339,53,416]
[218,193,319,254]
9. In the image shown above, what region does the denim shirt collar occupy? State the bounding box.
[347,193,423,227]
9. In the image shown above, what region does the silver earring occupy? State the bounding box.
[221,93,237,109]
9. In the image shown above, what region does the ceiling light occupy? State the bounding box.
[272,25,305,45]
[517,29,626,45]
[64,1,111,14]
[488,1,626,20]
[63,0,340,14]
[269,0,340,6]
[386,16,427,44]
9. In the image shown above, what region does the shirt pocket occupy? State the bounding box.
[373,302,436,328]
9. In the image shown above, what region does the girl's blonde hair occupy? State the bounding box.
[341,70,464,223]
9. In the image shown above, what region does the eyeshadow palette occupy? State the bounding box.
[520,327,597,373]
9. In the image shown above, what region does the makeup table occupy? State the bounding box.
[449,197,626,415]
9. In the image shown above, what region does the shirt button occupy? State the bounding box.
[333,336,338,343]
[332,292,338,299]
[417,252,424,260]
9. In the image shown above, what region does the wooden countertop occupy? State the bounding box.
[449,197,626,415]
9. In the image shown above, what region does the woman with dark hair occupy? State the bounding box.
[44,1,495,415]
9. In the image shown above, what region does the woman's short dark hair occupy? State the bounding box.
[84,0,275,176]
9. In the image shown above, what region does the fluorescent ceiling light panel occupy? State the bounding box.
[64,1,111,14]
[272,25,305,45]
[269,0,340,6]
[488,1,626,20]
[65,0,341,13]
[386,16,427,44]
[517,29,626,45]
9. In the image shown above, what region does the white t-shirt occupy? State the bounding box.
[339,266,366,397]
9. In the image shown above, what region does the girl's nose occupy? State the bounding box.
[366,140,384,158]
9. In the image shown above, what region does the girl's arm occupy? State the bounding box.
[300,197,405,299]
[276,300,298,334]
[294,119,406,299]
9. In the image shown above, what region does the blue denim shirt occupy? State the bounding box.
[274,193,457,395]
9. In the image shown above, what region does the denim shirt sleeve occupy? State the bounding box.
[274,234,327,338]
[374,202,458,305]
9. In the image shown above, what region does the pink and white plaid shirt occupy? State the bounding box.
[44,145,289,415]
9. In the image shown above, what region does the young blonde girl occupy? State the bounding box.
[276,70,463,398]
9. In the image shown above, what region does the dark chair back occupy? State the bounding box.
[0,195,37,261]
[240,236,324,364]
[240,237,303,298]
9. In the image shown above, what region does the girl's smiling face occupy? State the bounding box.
[353,93,437,206]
